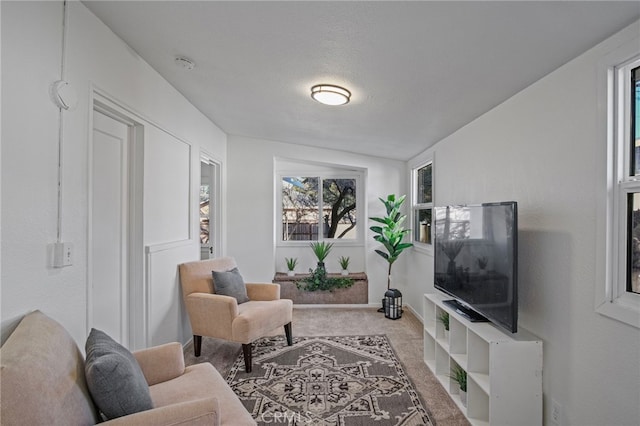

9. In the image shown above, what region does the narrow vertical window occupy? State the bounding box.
[597,38,640,327]
[627,194,640,294]
[631,66,640,176]
[626,66,640,294]
[413,162,434,245]
[199,184,210,244]
[417,163,433,204]
[617,61,640,299]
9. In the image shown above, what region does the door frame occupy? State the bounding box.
[200,151,222,260]
[88,91,145,349]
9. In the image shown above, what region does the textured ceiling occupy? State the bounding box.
[84,1,640,160]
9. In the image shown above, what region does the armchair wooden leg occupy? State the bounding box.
[242,343,252,373]
[284,322,293,346]
[193,335,202,357]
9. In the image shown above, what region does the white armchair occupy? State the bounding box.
[179,257,293,372]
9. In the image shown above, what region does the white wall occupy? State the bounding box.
[226,135,406,303]
[1,1,226,347]
[406,21,640,426]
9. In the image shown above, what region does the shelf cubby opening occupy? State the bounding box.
[467,330,489,375]
[423,295,436,326]
[467,378,490,424]
[435,344,449,378]
[448,359,466,396]
[449,316,467,356]
[423,330,435,365]
[435,306,449,341]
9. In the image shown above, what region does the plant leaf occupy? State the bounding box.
[369,226,383,234]
[374,249,389,260]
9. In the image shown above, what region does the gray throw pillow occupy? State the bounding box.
[212,267,250,304]
[85,328,153,419]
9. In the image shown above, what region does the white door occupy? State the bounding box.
[91,110,130,345]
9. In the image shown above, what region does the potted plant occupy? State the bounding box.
[449,365,467,407]
[285,257,298,276]
[369,194,414,312]
[338,256,350,275]
[310,241,333,270]
[297,242,353,292]
[438,311,450,338]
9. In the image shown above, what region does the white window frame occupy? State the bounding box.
[597,35,640,329]
[410,151,434,255]
[277,169,364,247]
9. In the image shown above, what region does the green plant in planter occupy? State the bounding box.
[285,257,298,272]
[369,194,414,289]
[310,241,333,265]
[296,267,354,292]
[438,311,450,331]
[338,256,350,270]
[449,365,467,392]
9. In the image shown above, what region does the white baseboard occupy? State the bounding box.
[293,303,380,309]
[403,303,424,324]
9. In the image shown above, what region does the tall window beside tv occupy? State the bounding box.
[433,201,518,333]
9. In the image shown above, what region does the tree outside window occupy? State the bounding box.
[282,176,357,241]
[417,163,433,204]
[323,179,356,239]
[199,184,210,244]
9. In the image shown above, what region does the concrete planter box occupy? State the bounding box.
[273,272,368,304]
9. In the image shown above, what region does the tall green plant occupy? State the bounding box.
[369,194,414,289]
[310,241,333,263]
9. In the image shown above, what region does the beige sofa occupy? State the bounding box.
[0,310,256,425]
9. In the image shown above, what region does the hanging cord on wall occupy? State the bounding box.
[55,0,68,243]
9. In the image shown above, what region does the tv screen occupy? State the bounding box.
[433,201,518,333]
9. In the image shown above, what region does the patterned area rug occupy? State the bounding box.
[226,335,433,426]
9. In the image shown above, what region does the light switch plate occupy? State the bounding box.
[53,242,73,268]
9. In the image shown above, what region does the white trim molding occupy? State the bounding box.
[596,33,640,329]
[408,150,435,256]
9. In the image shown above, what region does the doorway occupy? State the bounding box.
[90,103,144,349]
[200,155,221,260]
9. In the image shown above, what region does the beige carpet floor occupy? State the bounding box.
[184,307,469,426]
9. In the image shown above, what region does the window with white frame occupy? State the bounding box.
[412,161,433,246]
[627,63,640,296]
[599,40,640,328]
[279,172,362,243]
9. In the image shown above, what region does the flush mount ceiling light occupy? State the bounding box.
[310,84,351,106]
[175,56,195,71]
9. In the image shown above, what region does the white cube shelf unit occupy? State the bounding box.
[423,293,543,426]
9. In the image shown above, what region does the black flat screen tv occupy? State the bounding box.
[433,201,518,333]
